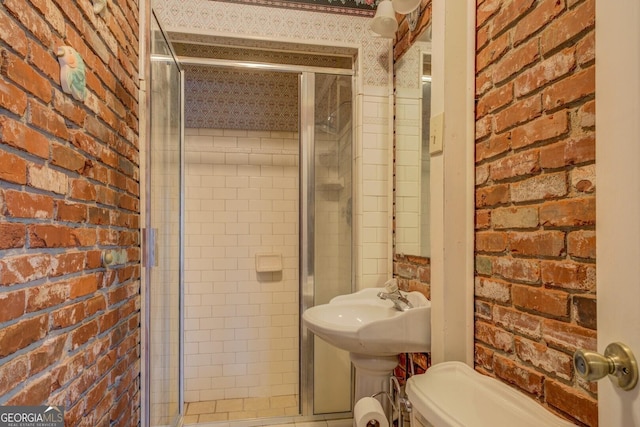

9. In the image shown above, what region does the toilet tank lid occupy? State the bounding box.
[405,361,575,427]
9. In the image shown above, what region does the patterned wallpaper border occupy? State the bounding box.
[169,32,360,58]
[213,0,378,16]
[173,42,353,69]
[184,65,300,131]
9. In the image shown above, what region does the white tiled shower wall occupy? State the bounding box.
[183,128,300,402]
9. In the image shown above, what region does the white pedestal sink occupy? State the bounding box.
[302,287,431,402]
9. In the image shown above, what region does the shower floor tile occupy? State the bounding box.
[184,395,299,424]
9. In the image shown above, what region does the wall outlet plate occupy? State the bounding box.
[429,113,444,155]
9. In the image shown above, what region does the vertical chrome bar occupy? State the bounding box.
[299,72,315,416]
[139,2,151,426]
[178,67,185,423]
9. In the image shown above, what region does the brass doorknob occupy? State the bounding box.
[573,342,638,391]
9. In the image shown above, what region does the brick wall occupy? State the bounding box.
[475,0,596,425]
[393,254,431,385]
[394,0,432,61]
[0,0,140,425]
[393,254,430,299]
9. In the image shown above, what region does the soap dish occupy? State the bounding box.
[255,253,282,273]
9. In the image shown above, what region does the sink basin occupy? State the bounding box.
[302,287,431,356]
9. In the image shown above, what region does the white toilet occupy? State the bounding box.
[405,361,576,427]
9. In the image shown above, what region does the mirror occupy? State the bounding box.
[395,38,431,257]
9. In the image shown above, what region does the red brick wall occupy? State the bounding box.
[0,0,140,425]
[393,254,431,299]
[475,0,596,425]
[393,254,431,385]
[394,0,432,61]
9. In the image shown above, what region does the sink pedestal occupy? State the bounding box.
[351,353,399,402]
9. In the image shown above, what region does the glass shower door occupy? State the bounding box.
[147,12,183,427]
[301,72,354,415]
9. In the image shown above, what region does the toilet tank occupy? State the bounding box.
[405,361,576,427]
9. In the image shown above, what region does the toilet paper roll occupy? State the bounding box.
[353,397,389,427]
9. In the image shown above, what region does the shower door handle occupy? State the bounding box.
[143,228,158,268]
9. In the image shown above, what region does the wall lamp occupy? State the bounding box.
[370,0,421,38]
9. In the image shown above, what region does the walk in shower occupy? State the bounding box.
[144,10,358,426]
[175,44,355,424]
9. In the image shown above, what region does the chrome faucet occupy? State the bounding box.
[377,291,413,311]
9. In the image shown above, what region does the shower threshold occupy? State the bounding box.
[184,396,351,427]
